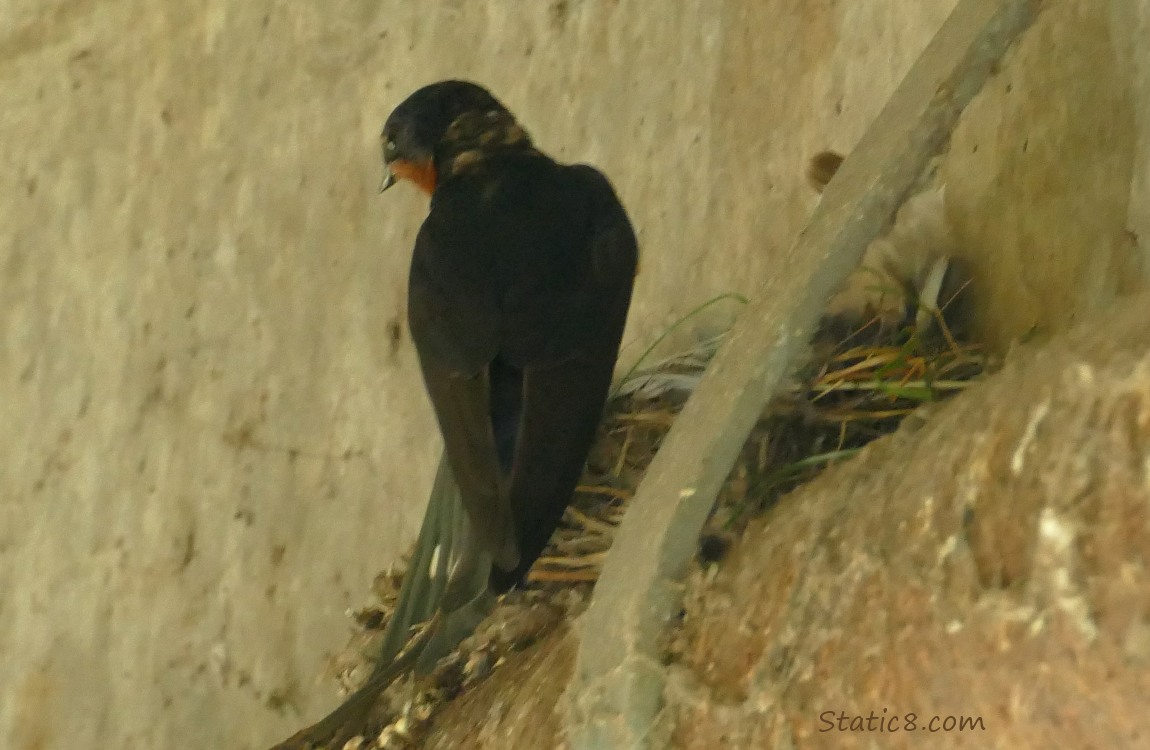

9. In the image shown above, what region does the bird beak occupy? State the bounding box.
[379,170,397,193]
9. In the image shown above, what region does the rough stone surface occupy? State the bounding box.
[666,291,1150,749]
[414,292,1150,750]
[1,1,1147,749]
[423,625,575,750]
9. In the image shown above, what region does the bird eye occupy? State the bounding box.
[384,139,398,154]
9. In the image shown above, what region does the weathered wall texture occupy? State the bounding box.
[1,1,1146,748]
[1111,0,1150,265]
[944,0,1147,349]
[665,290,1150,750]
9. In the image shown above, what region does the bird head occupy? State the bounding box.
[379,80,532,196]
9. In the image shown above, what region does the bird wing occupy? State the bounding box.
[493,164,637,589]
[491,347,621,590]
[415,357,522,577]
[409,158,636,593]
[407,182,521,581]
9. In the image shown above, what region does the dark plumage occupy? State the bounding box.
[384,80,638,597]
[271,80,637,750]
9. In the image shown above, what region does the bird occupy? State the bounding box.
[269,80,637,749]
[387,79,637,596]
[805,149,973,349]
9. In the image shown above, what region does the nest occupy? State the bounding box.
[324,313,986,749]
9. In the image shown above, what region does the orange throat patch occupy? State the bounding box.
[390,158,437,195]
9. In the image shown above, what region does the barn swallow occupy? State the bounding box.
[381,80,638,602]
[271,80,636,749]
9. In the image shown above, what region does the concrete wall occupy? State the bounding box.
[1,1,1145,748]
[944,0,1148,349]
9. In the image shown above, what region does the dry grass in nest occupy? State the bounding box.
[325,313,986,748]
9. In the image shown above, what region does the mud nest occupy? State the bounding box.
[323,315,986,749]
